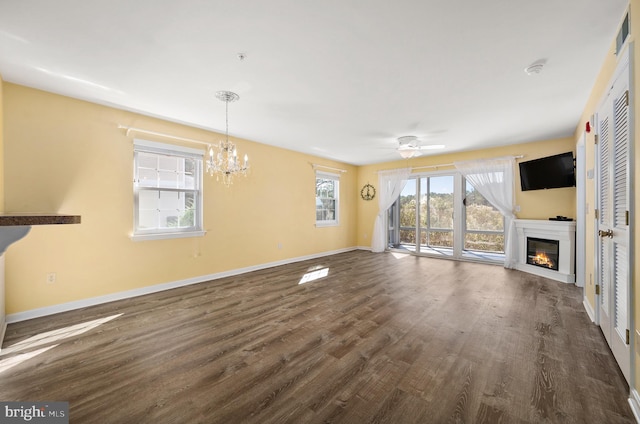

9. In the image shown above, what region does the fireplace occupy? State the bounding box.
[514,219,575,284]
[526,237,559,271]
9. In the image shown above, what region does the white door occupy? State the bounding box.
[596,50,631,383]
[576,136,586,288]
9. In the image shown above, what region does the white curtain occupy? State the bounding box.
[371,168,411,252]
[453,157,517,268]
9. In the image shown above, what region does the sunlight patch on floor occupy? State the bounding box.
[0,313,123,374]
[0,345,58,373]
[299,266,329,284]
[0,313,123,357]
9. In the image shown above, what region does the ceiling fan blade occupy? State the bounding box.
[417,144,446,150]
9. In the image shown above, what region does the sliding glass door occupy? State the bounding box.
[463,180,505,259]
[388,172,504,263]
[420,175,455,252]
[389,174,454,254]
[397,178,417,248]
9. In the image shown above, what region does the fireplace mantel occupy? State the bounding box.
[514,219,576,284]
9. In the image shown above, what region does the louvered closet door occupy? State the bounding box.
[596,53,631,384]
[598,106,613,346]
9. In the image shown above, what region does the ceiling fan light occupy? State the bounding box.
[398,149,419,159]
[420,144,446,150]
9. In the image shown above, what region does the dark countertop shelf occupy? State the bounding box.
[0,214,81,226]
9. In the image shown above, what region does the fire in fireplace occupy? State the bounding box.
[526,237,559,271]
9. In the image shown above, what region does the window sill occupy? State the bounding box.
[131,230,206,242]
[316,221,339,228]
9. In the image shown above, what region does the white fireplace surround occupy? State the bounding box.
[514,219,576,284]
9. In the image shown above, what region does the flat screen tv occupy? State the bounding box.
[519,152,576,191]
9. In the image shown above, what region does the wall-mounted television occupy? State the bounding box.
[519,152,576,191]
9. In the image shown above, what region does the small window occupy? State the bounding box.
[315,171,340,226]
[132,139,204,241]
[616,12,629,56]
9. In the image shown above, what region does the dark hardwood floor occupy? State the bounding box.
[0,250,634,423]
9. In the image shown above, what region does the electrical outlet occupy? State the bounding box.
[46,272,56,284]
[277,242,283,249]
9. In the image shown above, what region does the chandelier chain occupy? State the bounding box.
[206,91,249,187]
[225,98,229,144]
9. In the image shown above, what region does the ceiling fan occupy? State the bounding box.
[396,135,445,158]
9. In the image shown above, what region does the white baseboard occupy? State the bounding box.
[6,247,360,324]
[0,321,6,348]
[583,296,596,322]
[356,245,372,251]
[629,389,640,423]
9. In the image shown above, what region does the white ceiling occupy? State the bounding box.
[0,1,629,165]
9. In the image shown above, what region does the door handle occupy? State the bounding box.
[599,229,613,238]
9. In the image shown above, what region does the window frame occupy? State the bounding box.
[315,171,340,227]
[132,139,205,241]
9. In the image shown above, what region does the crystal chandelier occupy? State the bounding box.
[206,91,249,186]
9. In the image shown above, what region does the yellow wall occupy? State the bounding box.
[356,137,576,248]
[2,83,357,314]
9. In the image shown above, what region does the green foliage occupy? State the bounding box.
[398,188,504,252]
[465,233,504,252]
[179,208,194,227]
[178,192,196,227]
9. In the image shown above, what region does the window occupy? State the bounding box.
[315,171,339,226]
[616,12,629,56]
[132,139,204,241]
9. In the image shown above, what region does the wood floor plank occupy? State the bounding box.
[0,250,634,423]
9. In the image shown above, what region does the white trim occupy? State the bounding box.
[315,222,339,228]
[375,155,525,173]
[583,296,596,322]
[628,40,637,398]
[315,170,341,179]
[6,247,358,324]
[133,138,205,156]
[629,40,637,396]
[629,389,640,424]
[357,246,372,251]
[311,163,347,173]
[130,230,206,241]
[0,321,6,349]
[120,125,213,147]
[576,134,586,288]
